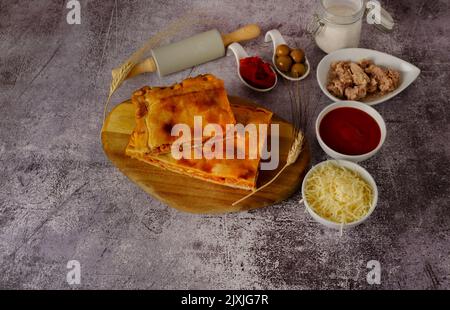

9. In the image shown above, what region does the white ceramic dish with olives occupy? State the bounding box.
[265,29,310,81]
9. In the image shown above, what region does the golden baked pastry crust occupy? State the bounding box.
[126,103,273,190]
[130,74,236,155]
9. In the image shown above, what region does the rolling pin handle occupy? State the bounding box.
[221,24,261,47]
[126,57,157,79]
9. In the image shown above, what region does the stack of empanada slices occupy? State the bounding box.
[126,74,273,190]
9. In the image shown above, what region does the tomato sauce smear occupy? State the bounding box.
[239,56,276,89]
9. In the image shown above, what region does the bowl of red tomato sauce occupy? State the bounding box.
[316,101,386,162]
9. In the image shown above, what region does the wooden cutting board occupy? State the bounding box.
[101,96,310,214]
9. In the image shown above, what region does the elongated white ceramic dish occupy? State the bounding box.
[265,29,310,81]
[317,48,420,106]
[227,42,277,92]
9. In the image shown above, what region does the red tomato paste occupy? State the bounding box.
[239,56,276,89]
[319,107,381,155]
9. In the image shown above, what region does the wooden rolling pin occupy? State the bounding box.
[127,24,261,78]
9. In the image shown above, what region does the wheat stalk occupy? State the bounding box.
[102,61,135,128]
[232,130,304,206]
[232,78,309,206]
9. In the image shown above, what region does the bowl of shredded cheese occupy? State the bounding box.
[301,160,378,230]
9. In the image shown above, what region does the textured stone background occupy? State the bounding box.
[0,0,449,289]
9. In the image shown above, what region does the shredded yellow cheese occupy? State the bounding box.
[304,162,373,224]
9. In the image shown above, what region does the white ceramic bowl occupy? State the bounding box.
[301,160,378,230]
[315,101,386,162]
[317,48,420,105]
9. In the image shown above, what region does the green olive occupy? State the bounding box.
[290,49,305,63]
[276,44,290,57]
[290,63,306,78]
[276,55,293,72]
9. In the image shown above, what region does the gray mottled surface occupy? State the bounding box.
[0,0,449,289]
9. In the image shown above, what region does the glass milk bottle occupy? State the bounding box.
[309,0,394,54]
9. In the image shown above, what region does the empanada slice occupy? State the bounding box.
[126,104,273,190]
[130,74,236,155]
